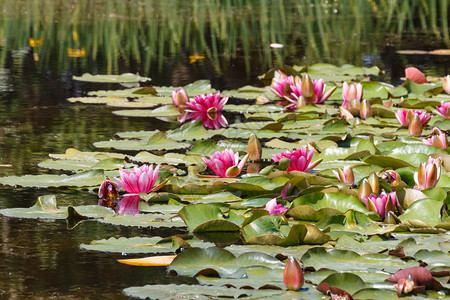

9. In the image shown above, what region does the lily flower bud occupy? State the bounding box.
[283,256,304,291]
[382,170,401,188]
[414,157,441,190]
[301,74,314,98]
[171,88,189,107]
[360,99,373,120]
[422,127,448,150]
[408,114,423,137]
[443,75,450,94]
[368,172,380,194]
[247,134,262,161]
[332,165,355,187]
[98,178,120,201]
[358,179,372,200]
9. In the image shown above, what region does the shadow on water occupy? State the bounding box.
[0,0,449,298]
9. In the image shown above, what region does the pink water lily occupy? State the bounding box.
[342,82,363,109]
[422,127,448,150]
[435,102,450,119]
[172,88,189,107]
[270,71,295,98]
[333,165,355,186]
[98,178,120,201]
[272,147,322,172]
[287,74,336,108]
[364,191,398,219]
[395,108,432,127]
[265,198,287,215]
[181,111,228,129]
[185,92,228,114]
[202,149,249,178]
[114,164,160,194]
[414,157,441,190]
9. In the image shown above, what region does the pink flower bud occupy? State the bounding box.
[283,256,304,291]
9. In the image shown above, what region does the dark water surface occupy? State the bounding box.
[0,0,449,298]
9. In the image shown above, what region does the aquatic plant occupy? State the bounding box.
[414,158,442,190]
[202,149,249,178]
[363,191,398,219]
[272,147,321,172]
[186,92,228,114]
[264,198,287,215]
[114,164,160,194]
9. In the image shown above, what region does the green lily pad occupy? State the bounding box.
[93,132,190,151]
[178,204,240,232]
[98,214,186,228]
[319,272,366,295]
[291,192,367,213]
[123,284,282,299]
[0,169,105,188]
[73,73,151,83]
[301,247,417,273]
[167,247,283,278]
[399,199,445,227]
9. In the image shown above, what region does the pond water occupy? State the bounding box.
[0,0,449,298]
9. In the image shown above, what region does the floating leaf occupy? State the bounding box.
[73,73,151,83]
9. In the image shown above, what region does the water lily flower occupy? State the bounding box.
[117,195,141,215]
[443,75,450,94]
[405,67,427,84]
[270,71,295,98]
[340,98,372,120]
[435,102,450,119]
[342,82,363,109]
[364,191,398,219]
[185,92,228,114]
[358,178,373,200]
[287,74,336,108]
[202,149,249,178]
[181,111,228,129]
[395,108,431,127]
[172,88,189,107]
[332,165,354,186]
[283,256,304,291]
[414,157,442,190]
[114,164,160,194]
[265,198,287,215]
[382,170,401,188]
[98,178,120,201]
[272,147,322,172]
[422,127,448,150]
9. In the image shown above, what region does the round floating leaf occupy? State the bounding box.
[319,272,366,295]
[352,288,398,300]
[363,155,412,169]
[288,205,342,222]
[292,192,367,213]
[73,73,151,83]
[94,132,190,151]
[301,247,416,273]
[0,195,66,219]
[399,199,444,227]
[98,214,186,228]
[123,284,282,299]
[113,105,179,118]
[0,169,105,188]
